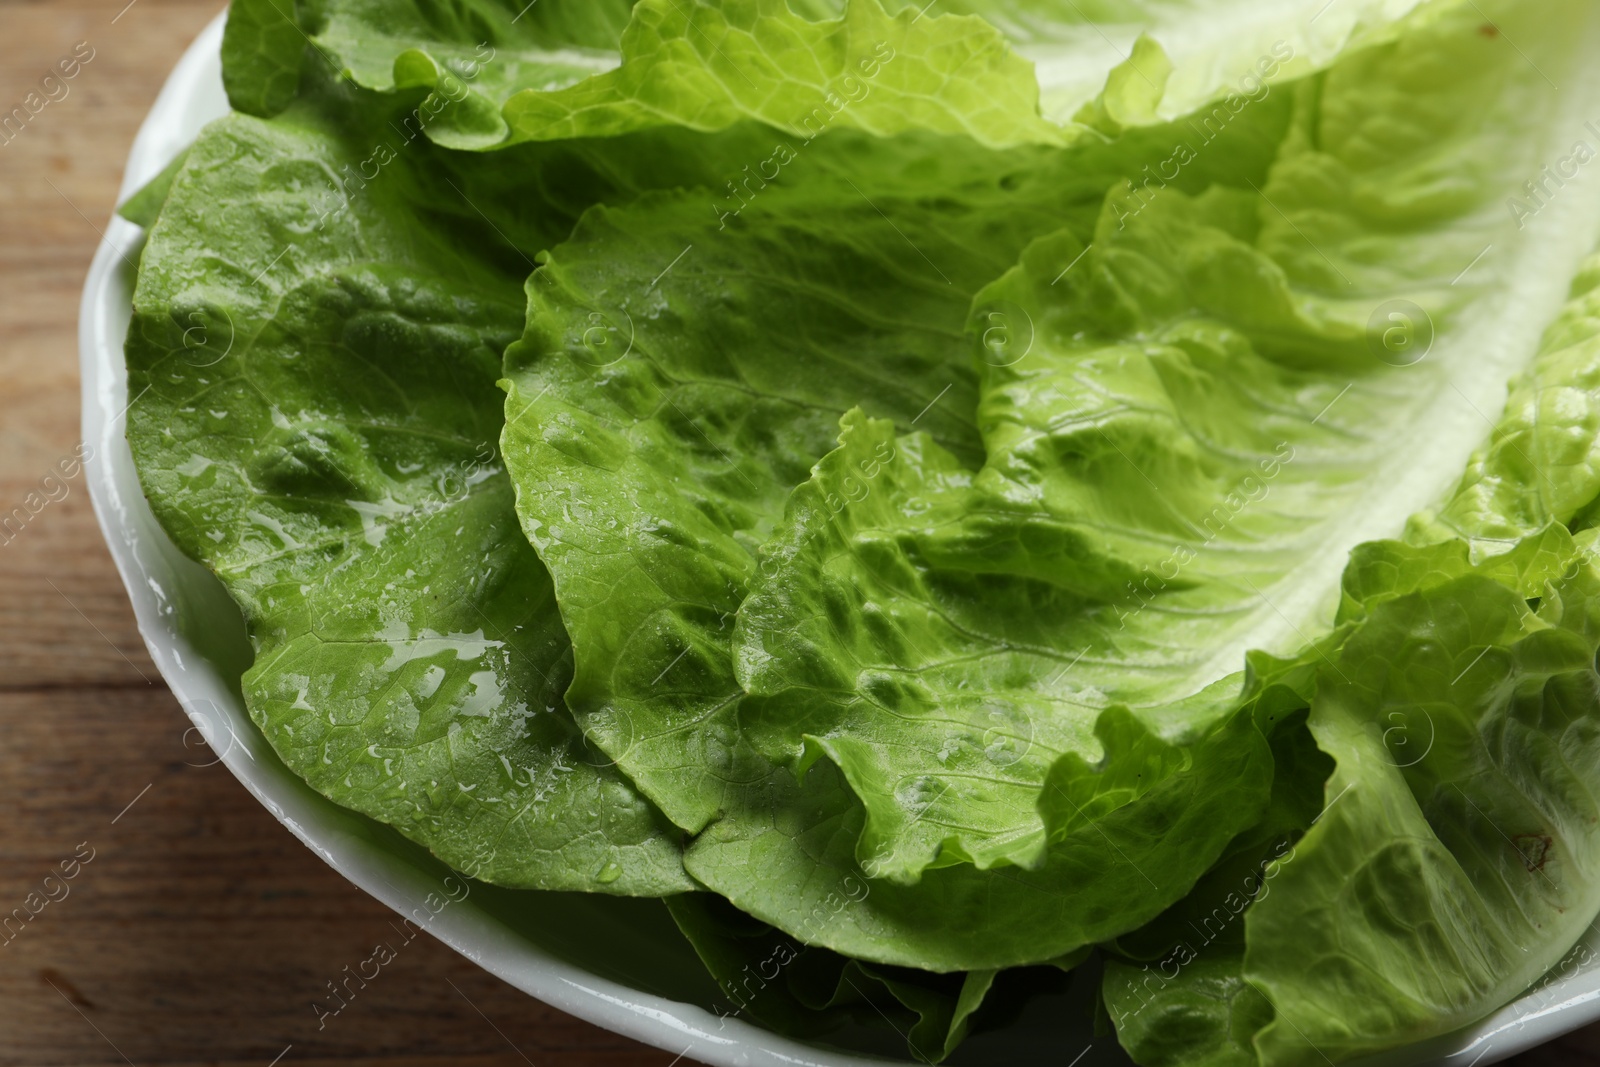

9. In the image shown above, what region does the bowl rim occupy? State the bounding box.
[75,11,1600,1067]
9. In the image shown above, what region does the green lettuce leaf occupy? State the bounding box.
[1245,545,1600,1063]
[497,118,1294,967]
[1106,950,1270,1067]
[1226,127,1600,1060]
[130,0,1600,1062]
[221,0,634,139]
[1102,534,1600,1067]
[898,0,1443,130]
[494,0,1063,148]
[1412,249,1600,550]
[497,0,1600,969]
[498,131,1140,837]
[733,409,1277,882]
[124,81,698,894]
[117,147,191,229]
[221,0,307,116]
[302,0,633,149]
[1100,220,1600,1062]
[224,0,1068,150]
[728,0,1600,884]
[222,0,1461,155]
[1099,682,1332,1067]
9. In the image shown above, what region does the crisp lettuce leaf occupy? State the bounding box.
[903,0,1442,129]
[303,0,633,149]
[1099,675,1333,1067]
[1103,535,1600,1067]
[1106,950,1271,1067]
[1413,250,1600,549]
[733,410,1277,881]
[117,146,191,229]
[494,0,1063,147]
[680,661,1272,971]
[1227,139,1600,1059]
[224,0,1067,149]
[221,0,633,133]
[497,118,1295,966]
[221,0,1462,154]
[727,0,1600,885]
[221,0,306,116]
[1246,550,1600,1063]
[1098,10,1600,1049]
[498,131,1138,837]
[1106,700,1335,965]
[123,78,724,895]
[1102,60,1600,1052]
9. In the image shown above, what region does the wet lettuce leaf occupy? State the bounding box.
[222,0,1065,149]
[1105,532,1600,1067]
[1247,543,1600,1063]
[497,114,1305,967]
[123,74,721,895]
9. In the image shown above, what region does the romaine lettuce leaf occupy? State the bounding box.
[897,0,1441,130]
[223,0,1066,149]
[1246,542,1600,1063]
[1106,950,1271,1067]
[498,130,1137,837]
[117,146,191,230]
[124,81,709,895]
[1104,533,1600,1067]
[723,0,1600,888]
[1099,13,1600,1049]
[221,0,634,130]
[731,409,1278,881]
[221,0,306,116]
[1413,249,1600,551]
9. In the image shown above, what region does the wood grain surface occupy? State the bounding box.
[0,3,1595,1065]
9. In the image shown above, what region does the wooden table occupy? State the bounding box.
[0,3,1593,1065]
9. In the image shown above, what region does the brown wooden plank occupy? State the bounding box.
[0,684,695,1067]
[0,0,210,691]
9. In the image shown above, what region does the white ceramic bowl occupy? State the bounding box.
[79,13,1600,1067]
